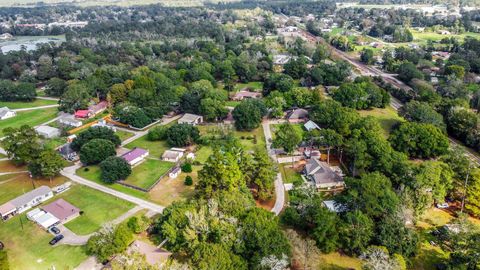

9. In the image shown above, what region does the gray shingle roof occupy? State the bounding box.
[10,186,52,208]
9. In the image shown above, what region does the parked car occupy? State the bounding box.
[49,235,64,245]
[436,203,449,209]
[49,226,60,235]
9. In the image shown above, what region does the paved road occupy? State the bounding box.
[262,121,285,216]
[37,96,60,101]
[61,164,165,213]
[13,104,59,112]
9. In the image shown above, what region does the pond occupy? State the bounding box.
[0,35,66,53]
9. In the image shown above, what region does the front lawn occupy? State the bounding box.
[123,159,175,190]
[233,125,266,151]
[0,99,57,109]
[0,107,58,135]
[61,185,135,235]
[233,81,263,92]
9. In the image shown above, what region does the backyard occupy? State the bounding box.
[279,164,303,185]
[0,107,58,135]
[0,173,68,204]
[61,185,135,235]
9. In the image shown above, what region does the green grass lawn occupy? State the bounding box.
[0,107,58,135]
[0,99,57,109]
[0,213,88,270]
[125,136,170,158]
[61,185,135,235]
[195,146,213,164]
[0,173,67,204]
[279,164,303,185]
[358,107,404,137]
[412,30,480,43]
[270,123,305,141]
[116,129,135,142]
[123,159,175,190]
[43,137,67,150]
[318,252,363,270]
[225,100,241,107]
[233,81,263,92]
[233,125,266,151]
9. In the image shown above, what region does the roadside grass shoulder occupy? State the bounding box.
[0,99,57,109]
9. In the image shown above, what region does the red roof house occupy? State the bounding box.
[74,110,91,119]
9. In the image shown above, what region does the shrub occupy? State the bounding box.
[184,176,193,186]
[181,162,192,173]
[99,156,132,184]
[147,126,167,141]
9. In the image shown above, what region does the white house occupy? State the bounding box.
[58,114,83,128]
[35,125,61,139]
[120,148,149,166]
[169,167,181,179]
[178,113,203,126]
[0,186,54,221]
[0,107,16,120]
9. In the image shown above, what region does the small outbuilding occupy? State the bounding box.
[169,167,181,179]
[178,113,203,126]
[304,120,320,131]
[162,150,183,163]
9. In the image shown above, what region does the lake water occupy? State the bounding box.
[0,35,66,53]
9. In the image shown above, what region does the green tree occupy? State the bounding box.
[311,207,340,253]
[37,54,54,80]
[340,210,374,255]
[165,124,200,147]
[284,57,308,79]
[251,150,276,200]
[465,169,480,217]
[45,77,67,97]
[264,91,286,119]
[397,62,424,82]
[2,125,42,165]
[127,215,150,234]
[200,98,228,121]
[389,122,449,159]
[360,48,375,65]
[374,215,419,257]
[146,125,166,141]
[113,105,152,129]
[71,127,121,151]
[263,73,294,95]
[28,149,66,181]
[80,139,116,165]
[272,123,302,162]
[317,129,343,164]
[232,99,266,131]
[184,175,193,186]
[59,83,91,113]
[399,101,445,130]
[196,149,244,197]
[338,173,399,219]
[445,65,466,79]
[99,156,132,184]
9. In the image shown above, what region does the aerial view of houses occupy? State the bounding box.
[1,1,480,270]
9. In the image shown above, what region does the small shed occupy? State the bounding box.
[178,113,203,126]
[162,150,183,162]
[304,120,320,131]
[0,107,15,120]
[169,167,181,179]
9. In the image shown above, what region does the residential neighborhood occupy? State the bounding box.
[0,1,480,270]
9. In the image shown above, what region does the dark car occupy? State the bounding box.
[49,226,60,235]
[49,235,64,245]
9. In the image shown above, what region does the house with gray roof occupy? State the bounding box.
[287,108,308,123]
[35,125,61,139]
[304,120,320,131]
[0,107,15,120]
[304,158,344,190]
[58,113,83,128]
[0,186,53,221]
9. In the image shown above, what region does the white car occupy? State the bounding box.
[436,203,449,209]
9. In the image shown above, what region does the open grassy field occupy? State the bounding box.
[148,165,199,205]
[0,99,57,109]
[0,213,87,270]
[412,30,480,43]
[233,125,266,151]
[0,107,58,135]
[318,253,363,270]
[61,185,135,235]
[195,146,213,164]
[123,159,175,190]
[0,160,27,173]
[358,107,404,137]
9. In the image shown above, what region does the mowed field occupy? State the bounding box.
[0,107,58,135]
[0,99,57,109]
